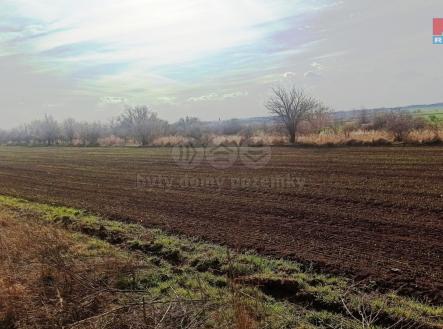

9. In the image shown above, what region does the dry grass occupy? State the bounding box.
[146,129,443,148]
[247,133,287,146]
[98,135,126,146]
[152,135,191,146]
[297,130,392,145]
[0,208,137,328]
[151,134,287,147]
[297,129,443,146]
[0,206,277,329]
[407,129,442,144]
[0,209,215,329]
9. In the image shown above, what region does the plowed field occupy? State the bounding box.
[0,146,442,302]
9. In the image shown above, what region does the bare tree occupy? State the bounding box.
[42,114,60,145]
[110,117,129,143]
[62,118,77,145]
[7,124,32,145]
[266,86,322,143]
[307,105,332,133]
[174,116,203,139]
[29,115,60,145]
[0,129,5,144]
[382,110,426,142]
[221,119,243,135]
[77,122,104,146]
[117,106,167,146]
[358,108,371,126]
[372,109,426,142]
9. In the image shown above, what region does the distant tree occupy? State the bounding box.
[221,119,243,135]
[175,116,203,139]
[77,122,104,146]
[9,125,32,144]
[358,109,371,126]
[77,123,88,146]
[87,122,104,146]
[110,118,129,143]
[117,106,167,146]
[383,110,426,141]
[0,129,5,144]
[372,114,388,131]
[42,114,60,145]
[342,122,359,138]
[62,118,77,145]
[29,115,60,145]
[307,105,332,133]
[266,86,323,143]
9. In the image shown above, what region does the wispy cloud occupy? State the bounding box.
[0,0,335,124]
[187,91,248,103]
[99,96,127,105]
[1,0,326,66]
[3,0,439,127]
[283,72,296,78]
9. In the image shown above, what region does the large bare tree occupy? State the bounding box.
[266,86,321,144]
[117,106,167,146]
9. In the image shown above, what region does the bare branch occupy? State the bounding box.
[266,85,323,143]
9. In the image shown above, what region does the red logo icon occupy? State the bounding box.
[434,18,443,36]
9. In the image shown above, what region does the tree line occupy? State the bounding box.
[0,85,437,146]
[0,106,276,146]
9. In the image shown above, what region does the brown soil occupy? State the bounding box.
[0,146,442,303]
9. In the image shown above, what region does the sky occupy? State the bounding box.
[0,0,442,128]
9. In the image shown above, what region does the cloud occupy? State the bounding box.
[0,0,336,123]
[2,1,441,126]
[222,91,249,99]
[99,96,127,104]
[156,96,177,105]
[304,61,324,79]
[283,72,296,78]
[187,93,219,102]
[310,62,323,70]
[187,91,248,102]
[1,1,319,67]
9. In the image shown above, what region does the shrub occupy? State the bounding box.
[369,111,427,142]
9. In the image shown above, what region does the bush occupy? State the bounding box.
[375,111,426,142]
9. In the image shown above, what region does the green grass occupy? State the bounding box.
[0,194,441,328]
[411,108,443,122]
